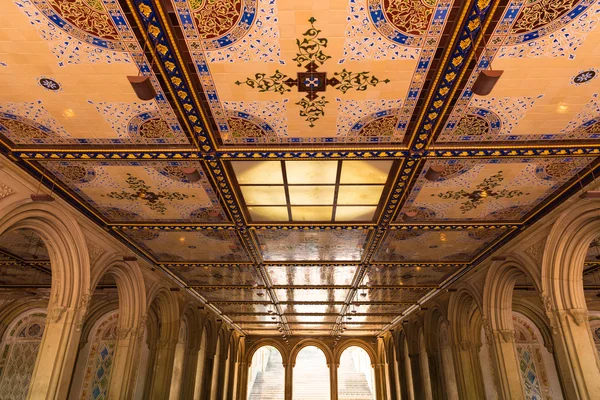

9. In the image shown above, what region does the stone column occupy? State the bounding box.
[237,361,249,400]
[450,341,485,400]
[409,354,425,400]
[419,350,433,400]
[391,353,402,400]
[148,339,178,400]
[428,353,444,400]
[485,328,525,400]
[439,343,458,400]
[401,343,414,400]
[27,305,85,399]
[329,363,339,400]
[181,344,200,400]
[373,363,389,400]
[108,325,145,399]
[230,361,240,400]
[284,363,293,400]
[547,308,600,398]
[202,356,215,400]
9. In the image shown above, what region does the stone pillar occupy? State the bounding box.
[428,353,444,400]
[181,344,200,400]
[392,353,402,400]
[329,363,338,400]
[450,341,485,400]
[108,326,145,399]
[548,308,600,398]
[142,343,159,399]
[237,361,249,400]
[202,356,215,400]
[409,354,425,400]
[230,361,240,400]
[148,339,178,400]
[419,350,433,400]
[439,343,458,400]
[401,343,414,400]
[373,363,389,400]
[27,305,85,399]
[485,328,525,400]
[284,363,293,400]
[168,337,187,399]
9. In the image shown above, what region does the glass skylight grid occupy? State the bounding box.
[230,160,394,222]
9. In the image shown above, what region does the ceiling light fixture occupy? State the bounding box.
[182,168,202,182]
[424,165,445,181]
[122,255,137,262]
[127,76,156,101]
[401,210,418,221]
[30,194,54,202]
[470,15,503,96]
[580,191,600,199]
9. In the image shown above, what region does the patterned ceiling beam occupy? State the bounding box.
[126,0,217,152]
[9,145,600,161]
[408,0,499,150]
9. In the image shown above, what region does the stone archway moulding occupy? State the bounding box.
[0,200,91,399]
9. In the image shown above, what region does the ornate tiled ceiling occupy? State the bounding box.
[0,0,599,337]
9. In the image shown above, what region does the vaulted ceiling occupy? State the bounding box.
[0,0,599,337]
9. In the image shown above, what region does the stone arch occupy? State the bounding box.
[542,200,600,310]
[512,298,554,354]
[289,338,334,367]
[90,253,147,334]
[0,201,90,310]
[246,338,288,366]
[448,283,484,345]
[334,338,377,366]
[448,283,487,399]
[0,201,90,398]
[483,255,541,331]
[423,303,448,354]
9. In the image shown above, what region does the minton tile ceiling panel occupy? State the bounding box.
[362,265,459,286]
[255,229,369,261]
[266,265,358,286]
[231,160,394,223]
[213,303,271,314]
[118,228,250,262]
[396,158,591,222]
[167,264,261,286]
[0,0,190,146]
[437,0,600,143]
[273,288,350,303]
[40,161,226,223]
[587,236,600,262]
[0,230,49,261]
[374,228,510,262]
[285,315,338,323]
[354,287,431,302]
[171,0,454,144]
[0,263,52,285]
[197,288,270,302]
[279,304,343,314]
[352,304,411,314]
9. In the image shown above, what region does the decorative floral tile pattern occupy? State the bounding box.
[167,264,261,286]
[40,161,226,223]
[397,158,591,222]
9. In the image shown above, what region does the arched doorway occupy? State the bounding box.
[293,346,330,399]
[338,346,375,400]
[247,346,284,399]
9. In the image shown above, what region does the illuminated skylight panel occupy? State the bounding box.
[231,160,394,222]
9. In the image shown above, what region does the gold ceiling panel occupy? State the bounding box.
[266,265,358,286]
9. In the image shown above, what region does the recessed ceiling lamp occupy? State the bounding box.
[424,165,445,181]
[182,168,202,182]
